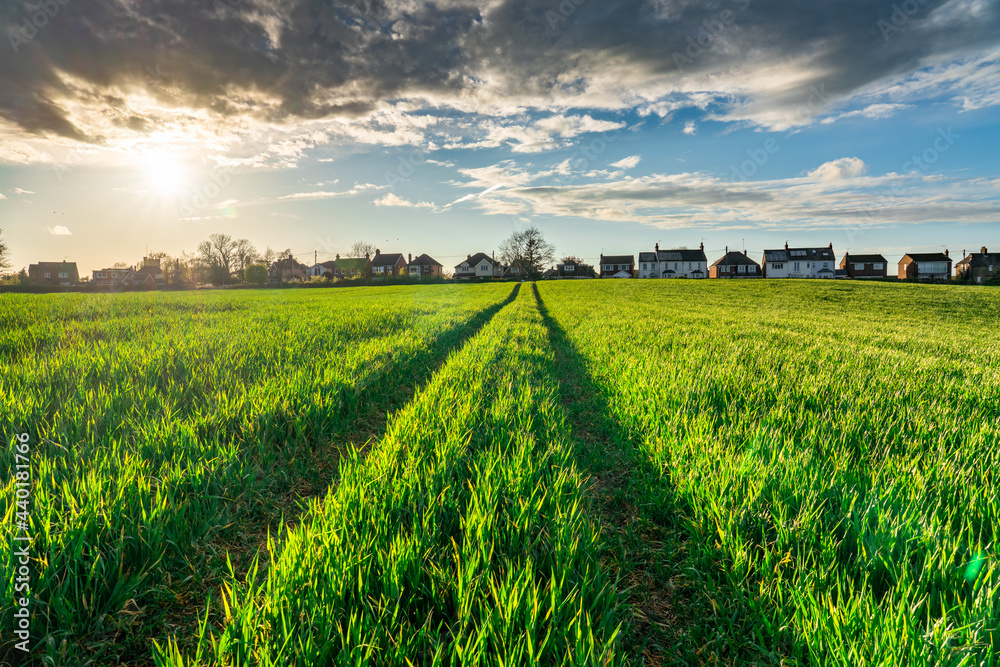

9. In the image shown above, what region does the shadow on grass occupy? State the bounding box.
[532,284,785,666]
[23,284,522,667]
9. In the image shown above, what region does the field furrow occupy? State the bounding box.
[154,285,626,666]
[1,284,513,665]
[537,279,1000,666]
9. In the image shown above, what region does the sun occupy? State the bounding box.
[143,149,187,193]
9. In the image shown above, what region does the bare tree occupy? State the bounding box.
[499,226,555,279]
[0,228,10,272]
[349,240,376,259]
[233,238,258,283]
[197,233,238,284]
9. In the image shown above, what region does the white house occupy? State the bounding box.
[454,252,503,279]
[636,243,708,278]
[762,243,836,278]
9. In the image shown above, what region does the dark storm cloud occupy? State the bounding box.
[1,0,997,140]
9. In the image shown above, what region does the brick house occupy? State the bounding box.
[28,261,79,286]
[454,252,503,279]
[371,250,407,277]
[839,253,888,279]
[955,247,1000,284]
[92,257,164,289]
[268,256,309,284]
[407,253,443,278]
[762,243,836,278]
[709,249,761,278]
[599,254,634,278]
[898,251,952,281]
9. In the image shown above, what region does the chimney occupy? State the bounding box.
[744,249,747,256]
[655,242,659,252]
[467,254,471,259]
[829,242,833,249]
[725,245,728,254]
[784,241,789,250]
[944,249,949,257]
[408,253,412,264]
[699,242,704,251]
[375,248,380,256]
[336,254,340,260]
[492,250,495,259]
[983,246,988,254]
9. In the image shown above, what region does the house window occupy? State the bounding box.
[59,272,68,278]
[771,263,783,269]
[874,263,884,270]
[793,262,800,272]
[854,263,864,271]
[44,272,51,278]
[642,263,647,270]
[738,265,746,273]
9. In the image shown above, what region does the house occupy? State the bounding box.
[91,257,164,289]
[840,253,888,279]
[709,249,761,278]
[310,260,338,279]
[92,266,135,288]
[407,253,443,278]
[553,260,592,278]
[332,256,371,278]
[454,252,503,280]
[637,243,708,279]
[132,257,166,289]
[762,243,836,279]
[956,247,1000,284]
[898,251,952,281]
[268,256,309,284]
[28,261,79,286]
[371,249,407,277]
[599,254,634,278]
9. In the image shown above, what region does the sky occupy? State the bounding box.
[1,0,998,274]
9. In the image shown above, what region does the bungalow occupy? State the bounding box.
[599,254,634,278]
[310,260,338,279]
[762,243,836,279]
[898,251,952,281]
[956,247,999,284]
[92,257,165,289]
[840,253,888,279]
[454,252,503,280]
[709,249,761,278]
[28,261,79,286]
[637,243,708,279]
[371,249,407,277]
[407,253,443,278]
[553,259,592,278]
[268,256,309,284]
[333,256,371,278]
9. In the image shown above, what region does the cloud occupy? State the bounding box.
[48,225,72,235]
[372,193,435,208]
[682,121,697,135]
[821,103,913,123]
[0,0,995,155]
[447,158,999,231]
[807,157,868,181]
[609,155,641,170]
[14,188,35,194]
[276,183,386,201]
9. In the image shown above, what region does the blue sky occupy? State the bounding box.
[1,0,998,273]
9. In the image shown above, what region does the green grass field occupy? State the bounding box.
[2,280,998,666]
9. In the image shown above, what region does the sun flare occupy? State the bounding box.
[143,150,187,193]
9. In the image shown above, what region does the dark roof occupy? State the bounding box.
[455,252,498,269]
[409,253,442,267]
[956,252,1000,268]
[656,248,707,262]
[272,257,308,270]
[371,252,405,267]
[637,252,657,262]
[600,255,634,264]
[900,252,951,263]
[316,260,338,269]
[843,254,887,263]
[30,261,78,271]
[763,246,836,262]
[710,251,760,268]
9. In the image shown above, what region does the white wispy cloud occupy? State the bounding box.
[609,155,642,170]
[48,225,72,235]
[807,157,868,181]
[372,193,435,208]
